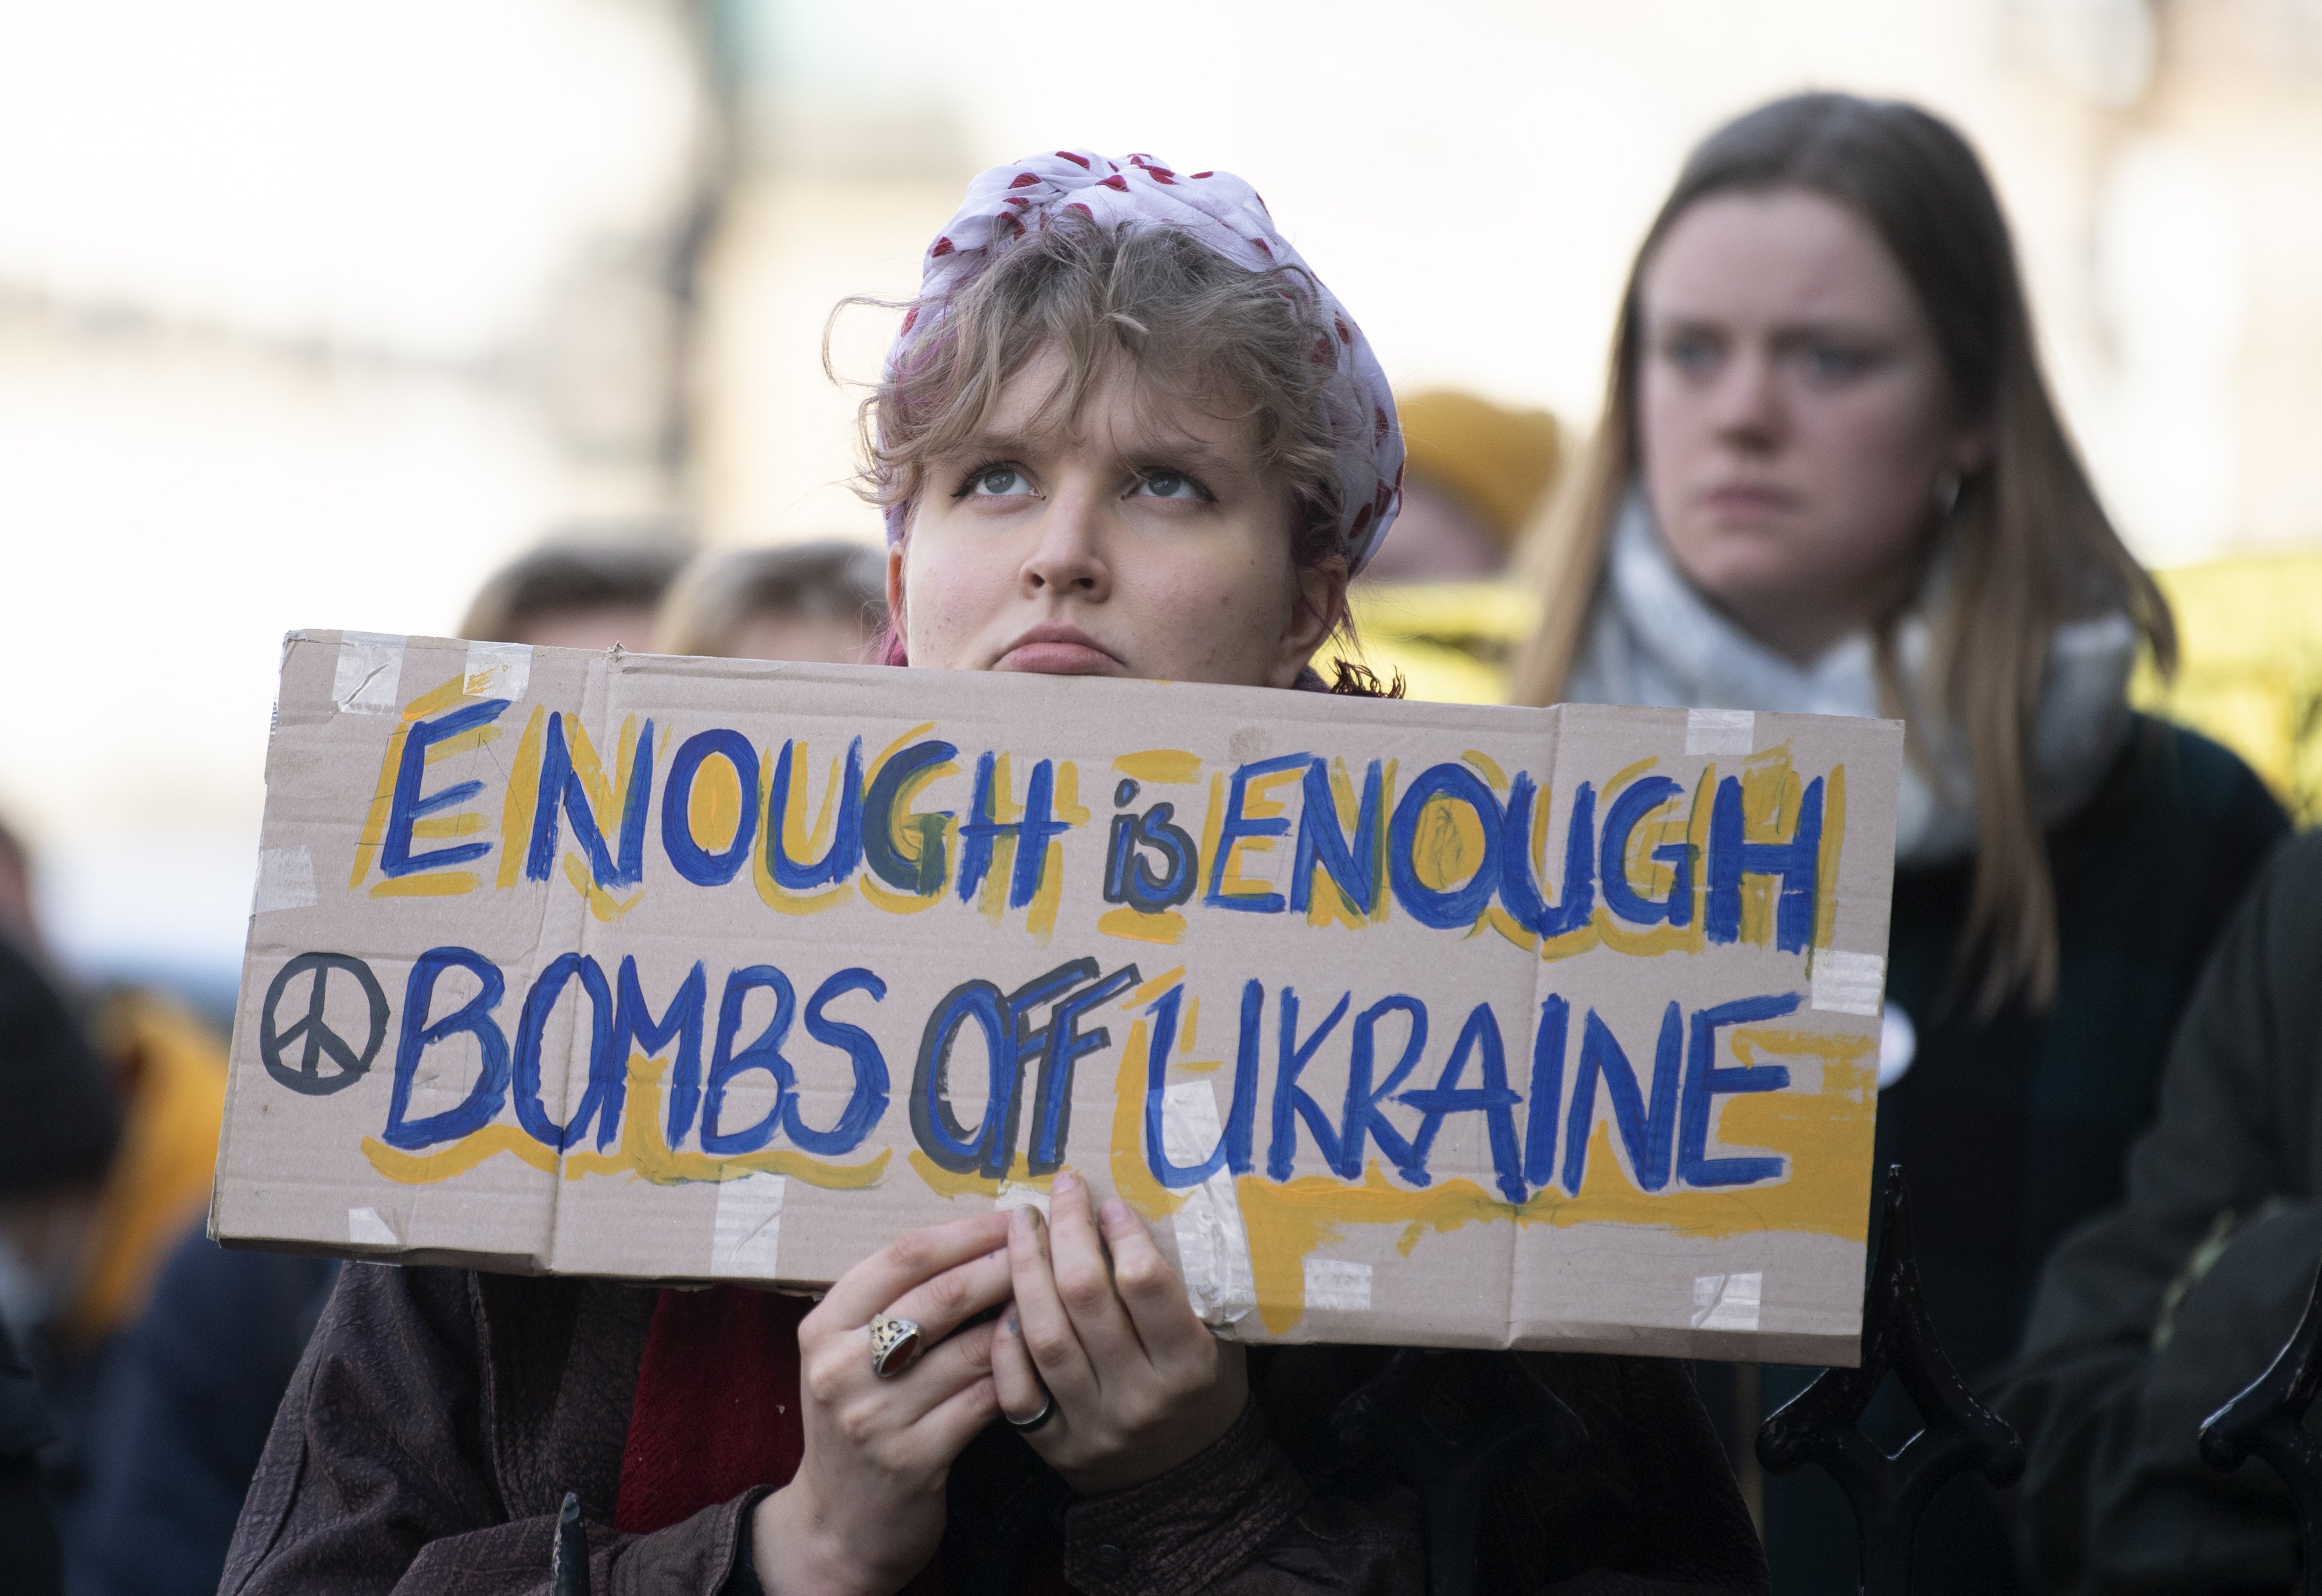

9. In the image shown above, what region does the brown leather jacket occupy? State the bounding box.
[221,1264,1767,1596]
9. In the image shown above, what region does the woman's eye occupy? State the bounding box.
[966,465,1030,497]
[1661,335,1722,377]
[1133,471,1207,501]
[1801,343,1874,381]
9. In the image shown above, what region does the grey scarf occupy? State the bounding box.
[1565,491,2135,867]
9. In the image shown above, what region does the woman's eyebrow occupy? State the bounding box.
[941,429,1048,463]
[1122,435,1242,480]
[1767,318,1893,347]
[1643,311,1728,340]
[1649,311,1891,345]
[937,424,1248,484]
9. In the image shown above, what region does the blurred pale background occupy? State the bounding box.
[3,0,2318,1013]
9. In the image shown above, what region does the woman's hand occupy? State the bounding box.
[753,1212,1013,1596]
[990,1171,1248,1495]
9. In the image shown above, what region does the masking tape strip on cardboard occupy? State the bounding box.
[252,846,317,914]
[710,1174,787,1279]
[1810,951,1886,1017]
[1685,709,1755,756]
[332,633,405,716]
[1163,1082,1256,1326]
[1303,1257,1374,1313]
[1692,1271,1762,1332]
[462,641,532,702]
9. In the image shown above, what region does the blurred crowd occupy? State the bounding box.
[0,534,890,1593]
[5,87,2322,1596]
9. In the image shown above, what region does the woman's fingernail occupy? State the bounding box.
[1054,1171,1080,1197]
[1101,1197,1131,1227]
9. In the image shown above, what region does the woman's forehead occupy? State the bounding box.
[964,349,1260,471]
[1644,188,1920,331]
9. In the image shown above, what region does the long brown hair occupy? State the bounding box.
[1510,92,2174,1012]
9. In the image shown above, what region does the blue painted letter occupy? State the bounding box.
[513,953,621,1152]
[1291,758,1384,919]
[1497,776,1594,937]
[1598,776,1692,928]
[702,966,797,1156]
[382,700,510,877]
[1144,981,1262,1188]
[1678,991,1800,1187]
[767,738,864,890]
[661,730,760,887]
[1705,776,1823,952]
[385,946,509,1150]
[616,957,705,1147]
[1560,1003,1684,1193]
[1389,765,1503,929]
[785,969,890,1156]
[1397,1002,1525,1201]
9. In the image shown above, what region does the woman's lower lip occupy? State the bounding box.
[994,642,1120,674]
[1704,489,1794,514]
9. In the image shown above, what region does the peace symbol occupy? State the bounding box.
[259,952,389,1097]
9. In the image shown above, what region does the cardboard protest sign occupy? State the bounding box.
[215,630,1901,1363]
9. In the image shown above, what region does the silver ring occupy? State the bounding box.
[1004,1392,1055,1432]
[869,1313,924,1379]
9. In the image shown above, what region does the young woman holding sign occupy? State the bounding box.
[224,155,1766,1596]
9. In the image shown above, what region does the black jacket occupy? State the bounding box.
[69,1232,335,1596]
[1995,830,2322,1593]
[1,1324,61,1596]
[223,1264,1768,1596]
[1738,718,2287,1593]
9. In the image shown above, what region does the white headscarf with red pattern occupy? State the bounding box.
[889,150,1403,573]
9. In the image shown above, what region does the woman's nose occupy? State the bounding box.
[1710,348,1784,452]
[1020,482,1110,598]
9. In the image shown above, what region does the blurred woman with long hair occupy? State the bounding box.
[1511,92,2287,1592]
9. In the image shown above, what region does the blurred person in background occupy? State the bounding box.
[0,817,227,1505]
[51,532,691,1594]
[69,1235,336,1596]
[0,931,124,1567]
[458,526,691,650]
[0,934,106,1596]
[1358,389,1561,584]
[2,1319,62,1596]
[1997,831,2322,1593]
[0,819,46,961]
[0,812,267,1596]
[1508,92,2287,1593]
[653,539,886,662]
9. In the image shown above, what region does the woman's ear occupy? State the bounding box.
[1270,554,1349,689]
[885,544,907,640]
[1948,419,1996,480]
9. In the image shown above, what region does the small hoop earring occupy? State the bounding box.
[1934,472,1963,518]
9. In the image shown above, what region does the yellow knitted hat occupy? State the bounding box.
[1395,390,1563,547]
